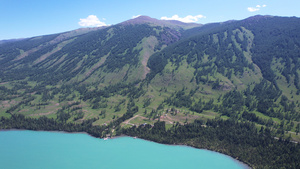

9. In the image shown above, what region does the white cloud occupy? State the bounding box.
[248,4,267,12]
[132,15,141,19]
[78,15,107,27]
[248,7,260,12]
[160,14,206,23]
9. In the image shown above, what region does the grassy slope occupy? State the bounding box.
[0,17,300,142]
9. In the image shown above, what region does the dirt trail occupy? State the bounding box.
[123,115,139,125]
[123,115,147,126]
[160,114,176,124]
[29,111,56,116]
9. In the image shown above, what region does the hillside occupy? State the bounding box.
[1,15,300,137]
[0,16,199,122]
[148,15,300,122]
[1,15,300,168]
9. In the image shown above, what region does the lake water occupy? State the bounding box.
[0,130,248,169]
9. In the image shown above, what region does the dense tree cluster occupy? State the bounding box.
[124,119,300,169]
[242,16,300,88]
[0,114,105,138]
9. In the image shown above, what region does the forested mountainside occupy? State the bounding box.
[149,15,300,122]
[1,15,300,168]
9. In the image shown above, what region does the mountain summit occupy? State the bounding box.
[121,15,201,29]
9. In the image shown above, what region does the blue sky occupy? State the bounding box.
[0,0,299,40]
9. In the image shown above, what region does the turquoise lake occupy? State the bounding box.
[0,130,248,169]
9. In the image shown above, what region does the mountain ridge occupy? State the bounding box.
[120,15,201,30]
[0,14,288,42]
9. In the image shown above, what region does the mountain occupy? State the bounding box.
[1,15,300,130]
[0,16,193,85]
[1,15,300,129]
[148,15,300,124]
[1,15,300,168]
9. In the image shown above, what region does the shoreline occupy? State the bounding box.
[116,135,251,169]
[1,129,251,169]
